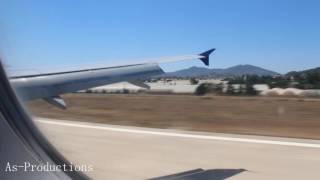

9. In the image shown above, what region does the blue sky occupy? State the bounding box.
[1,0,320,74]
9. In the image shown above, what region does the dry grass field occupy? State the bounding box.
[27,93,320,139]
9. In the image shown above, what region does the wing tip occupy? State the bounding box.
[199,48,216,66]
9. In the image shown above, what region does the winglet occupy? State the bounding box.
[199,48,215,66]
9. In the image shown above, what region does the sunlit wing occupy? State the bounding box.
[9,49,215,109]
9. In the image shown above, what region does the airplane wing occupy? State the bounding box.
[9,49,215,109]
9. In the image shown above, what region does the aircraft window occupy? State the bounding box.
[2,1,320,180]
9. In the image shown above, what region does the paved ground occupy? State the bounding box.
[36,118,320,180]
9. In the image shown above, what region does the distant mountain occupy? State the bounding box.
[161,64,279,78]
[285,67,320,89]
[163,66,221,77]
[286,67,320,76]
[222,65,279,76]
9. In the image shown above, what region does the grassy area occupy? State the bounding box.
[27,93,320,139]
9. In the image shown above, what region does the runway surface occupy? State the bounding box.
[36,118,320,180]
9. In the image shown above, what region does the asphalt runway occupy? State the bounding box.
[36,118,320,180]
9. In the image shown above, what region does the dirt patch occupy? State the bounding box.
[27,93,320,139]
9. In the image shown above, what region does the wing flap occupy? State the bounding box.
[43,96,67,109]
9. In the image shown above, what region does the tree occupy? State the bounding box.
[238,84,246,95]
[190,78,199,85]
[213,83,224,94]
[195,83,208,96]
[122,88,130,94]
[226,84,235,95]
[245,83,258,95]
